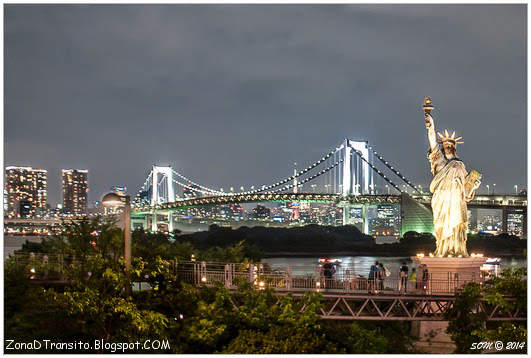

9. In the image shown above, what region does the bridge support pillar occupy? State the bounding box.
[412,321,455,353]
[168,212,174,233]
[362,203,369,235]
[502,206,508,233]
[151,211,157,232]
[342,204,349,226]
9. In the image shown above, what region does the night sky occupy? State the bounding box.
[5,5,526,205]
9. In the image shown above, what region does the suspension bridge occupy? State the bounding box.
[128,138,526,237]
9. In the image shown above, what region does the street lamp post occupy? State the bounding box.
[514,185,518,195]
[486,185,490,195]
[386,185,389,194]
[492,183,496,194]
[102,192,131,293]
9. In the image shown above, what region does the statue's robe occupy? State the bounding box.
[428,145,469,257]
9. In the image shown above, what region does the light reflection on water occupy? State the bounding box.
[264,256,527,277]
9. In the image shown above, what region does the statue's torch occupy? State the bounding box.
[422,97,434,124]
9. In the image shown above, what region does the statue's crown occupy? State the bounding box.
[437,129,463,145]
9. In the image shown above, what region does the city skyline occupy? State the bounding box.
[5,5,526,205]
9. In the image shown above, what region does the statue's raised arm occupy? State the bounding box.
[422,97,438,151]
[425,114,438,151]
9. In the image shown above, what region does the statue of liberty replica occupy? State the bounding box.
[423,97,482,257]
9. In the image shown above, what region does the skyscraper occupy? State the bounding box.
[62,169,88,215]
[5,166,47,217]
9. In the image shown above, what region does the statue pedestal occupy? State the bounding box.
[410,256,487,352]
[411,256,487,293]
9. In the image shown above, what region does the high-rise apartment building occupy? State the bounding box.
[62,169,88,215]
[5,166,48,217]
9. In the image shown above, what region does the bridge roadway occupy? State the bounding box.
[132,192,527,214]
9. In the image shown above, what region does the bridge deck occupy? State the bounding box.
[132,192,526,215]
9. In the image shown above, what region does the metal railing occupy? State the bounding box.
[8,254,491,295]
[175,261,487,295]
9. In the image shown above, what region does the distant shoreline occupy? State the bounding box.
[264,252,527,258]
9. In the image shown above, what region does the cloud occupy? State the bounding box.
[5,4,526,204]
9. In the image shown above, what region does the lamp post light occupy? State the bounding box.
[514,185,518,195]
[492,183,496,194]
[102,192,131,293]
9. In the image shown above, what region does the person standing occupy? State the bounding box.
[410,268,417,293]
[378,262,386,292]
[368,261,379,294]
[421,265,430,294]
[399,262,409,293]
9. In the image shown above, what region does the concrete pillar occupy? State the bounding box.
[342,204,350,225]
[411,321,455,353]
[502,206,508,233]
[362,203,369,234]
[151,210,157,232]
[168,211,174,233]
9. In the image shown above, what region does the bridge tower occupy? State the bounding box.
[341,139,371,196]
[340,139,372,232]
[150,165,175,232]
[291,162,300,220]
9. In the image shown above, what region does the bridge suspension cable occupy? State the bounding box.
[368,145,421,194]
[223,147,341,195]
[167,147,340,198]
[271,159,344,193]
[171,169,224,195]
[348,144,402,194]
[170,176,223,197]
[132,169,154,206]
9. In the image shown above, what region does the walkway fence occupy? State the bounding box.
[9,254,493,295]
[176,261,487,295]
[8,254,525,321]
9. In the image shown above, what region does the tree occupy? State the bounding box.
[445,268,527,353]
[474,267,527,353]
[444,282,486,353]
